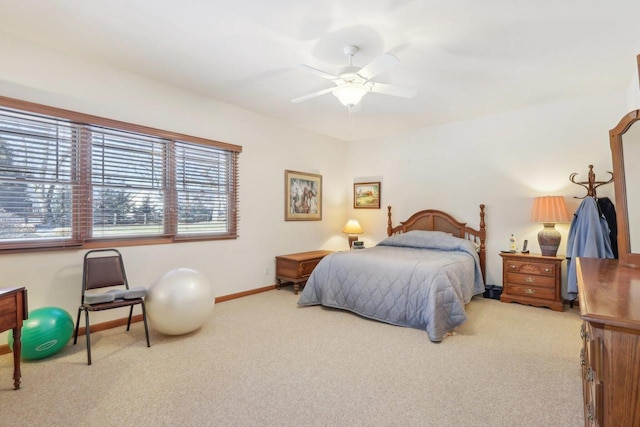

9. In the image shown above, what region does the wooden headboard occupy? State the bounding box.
[387,204,487,282]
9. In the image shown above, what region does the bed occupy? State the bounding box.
[297,205,486,342]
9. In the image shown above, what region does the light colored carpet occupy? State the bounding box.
[0,290,584,426]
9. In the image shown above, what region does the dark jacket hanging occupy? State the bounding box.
[597,197,618,259]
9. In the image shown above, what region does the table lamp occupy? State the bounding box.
[342,219,363,249]
[530,196,572,257]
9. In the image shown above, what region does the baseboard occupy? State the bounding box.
[215,284,276,303]
[0,284,277,356]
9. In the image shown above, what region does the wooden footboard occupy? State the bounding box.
[387,205,486,282]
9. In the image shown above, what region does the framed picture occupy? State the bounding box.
[285,170,322,221]
[354,182,381,209]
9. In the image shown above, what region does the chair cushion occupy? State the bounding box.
[123,286,147,299]
[84,292,116,305]
[106,289,125,299]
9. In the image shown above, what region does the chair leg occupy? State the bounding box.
[126,306,134,331]
[73,308,82,345]
[85,310,92,366]
[141,302,151,348]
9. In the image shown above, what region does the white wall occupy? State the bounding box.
[346,91,629,297]
[0,34,349,335]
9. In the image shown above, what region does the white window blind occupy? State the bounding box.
[175,141,234,236]
[89,126,169,238]
[0,107,82,248]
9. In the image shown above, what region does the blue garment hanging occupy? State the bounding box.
[566,196,614,300]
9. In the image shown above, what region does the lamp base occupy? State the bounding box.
[348,235,358,249]
[538,223,561,257]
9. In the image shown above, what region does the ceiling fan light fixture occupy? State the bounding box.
[333,83,369,107]
[293,45,415,111]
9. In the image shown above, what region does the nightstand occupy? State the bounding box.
[499,252,564,312]
[275,250,333,294]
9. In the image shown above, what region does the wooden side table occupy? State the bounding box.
[0,286,28,390]
[499,252,564,312]
[275,250,333,294]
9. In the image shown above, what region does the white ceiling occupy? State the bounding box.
[1,0,639,141]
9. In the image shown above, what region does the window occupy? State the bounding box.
[0,96,241,251]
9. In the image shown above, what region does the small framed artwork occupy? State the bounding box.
[354,182,381,209]
[285,170,322,221]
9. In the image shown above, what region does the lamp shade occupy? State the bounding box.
[343,219,363,249]
[333,84,369,107]
[530,196,571,257]
[342,219,363,234]
[530,196,571,224]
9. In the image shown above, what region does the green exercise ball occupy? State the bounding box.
[8,306,74,360]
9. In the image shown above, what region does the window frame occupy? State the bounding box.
[0,96,241,253]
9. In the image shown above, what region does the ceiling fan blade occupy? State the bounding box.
[370,82,417,98]
[296,64,339,80]
[291,87,335,103]
[357,52,399,80]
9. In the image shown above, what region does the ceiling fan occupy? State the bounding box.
[292,45,417,112]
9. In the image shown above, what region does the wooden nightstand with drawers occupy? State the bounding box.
[499,252,564,312]
[275,250,333,294]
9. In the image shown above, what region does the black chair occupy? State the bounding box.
[73,249,150,365]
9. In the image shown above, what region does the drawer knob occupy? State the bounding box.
[543,267,552,273]
[525,277,535,283]
[509,264,517,270]
[525,288,536,295]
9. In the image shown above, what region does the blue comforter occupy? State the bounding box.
[298,231,485,341]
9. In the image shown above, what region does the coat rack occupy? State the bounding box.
[569,164,614,199]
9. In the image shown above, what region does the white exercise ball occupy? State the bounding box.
[146,268,215,335]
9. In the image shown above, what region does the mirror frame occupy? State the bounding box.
[610,110,640,266]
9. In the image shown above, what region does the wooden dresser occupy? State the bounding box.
[499,252,564,312]
[0,286,28,390]
[577,257,640,426]
[275,250,332,294]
